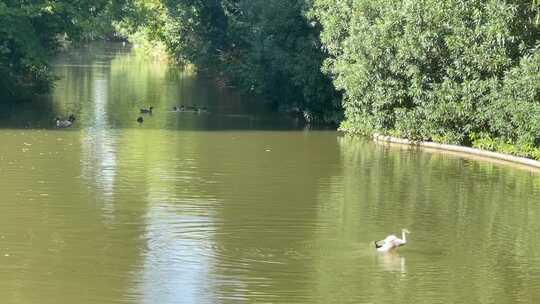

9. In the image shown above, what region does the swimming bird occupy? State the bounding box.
[374,229,410,252]
[197,107,209,114]
[137,116,144,124]
[303,110,313,124]
[140,106,153,114]
[55,115,76,128]
[173,105,185,112]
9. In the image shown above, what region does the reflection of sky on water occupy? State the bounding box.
[137,204,213,304]
[80,69,117,223]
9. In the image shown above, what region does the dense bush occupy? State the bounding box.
[312,0,540,157]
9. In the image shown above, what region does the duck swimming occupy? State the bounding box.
[197,107,209,114]
[55,115,76,128]
[140,106,153,114]
[137,116,144,124]
[374,229,410,252]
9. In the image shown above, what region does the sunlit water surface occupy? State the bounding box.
[1,43,540,304]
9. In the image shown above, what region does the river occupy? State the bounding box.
[1,43,540,304]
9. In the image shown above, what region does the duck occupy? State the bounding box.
[173,105,185,112]
[303,110,313,124]
[197,107,209,114]
[140,106,153,114]
[55,115,76,128]
[136,116,144,124]
[374,229,410,253]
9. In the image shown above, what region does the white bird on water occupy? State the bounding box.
[374,229,410,252]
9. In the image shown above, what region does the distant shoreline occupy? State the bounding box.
[372,134,540,170]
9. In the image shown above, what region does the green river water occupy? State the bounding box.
[1,43,540,304]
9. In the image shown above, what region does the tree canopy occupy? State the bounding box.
[0,0,125,99]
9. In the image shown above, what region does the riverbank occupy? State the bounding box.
[373,134,540,170]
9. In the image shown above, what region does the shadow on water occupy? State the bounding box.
[0,97,57,129]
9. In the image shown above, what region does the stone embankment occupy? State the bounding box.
[373,134,540,170]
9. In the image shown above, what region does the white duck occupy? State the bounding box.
[375,229,410,252]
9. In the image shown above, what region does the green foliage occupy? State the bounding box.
[0,1,124,100]
[485,51,540,146]
[157,0,228,68]
[313,0,540,155]
[222,0,341,121]
[470,132,540,160]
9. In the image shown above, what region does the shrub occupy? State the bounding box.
[313,0,540,155]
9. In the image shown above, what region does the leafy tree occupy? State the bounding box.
[220,0,341,121]
[0,0,122,100]
[313,0,540,157]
